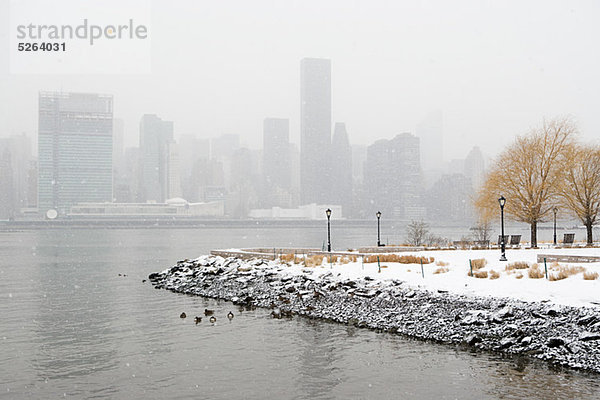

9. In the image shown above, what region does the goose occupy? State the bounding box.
[204,309,215,316]
[227,312,234,320]
[194,316,202,324]
[180,312,187,319]
[209,316,216,324]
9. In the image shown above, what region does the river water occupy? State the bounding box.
[1,227,599,399]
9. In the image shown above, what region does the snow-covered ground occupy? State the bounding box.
[271,248,600,308]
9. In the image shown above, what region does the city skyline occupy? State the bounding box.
[2,1,598,161]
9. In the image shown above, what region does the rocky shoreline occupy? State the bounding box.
[149,255,600,373]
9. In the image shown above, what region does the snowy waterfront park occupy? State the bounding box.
[151,245,600,373]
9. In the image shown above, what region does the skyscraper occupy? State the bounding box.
[38,92,113,217]
[138,114,176,202]
[263,118,291,206]
[331,122,352,216]
[363,133,423,220]
[300,57,331,204]
[464,146,485,190]
[416,110,443,172]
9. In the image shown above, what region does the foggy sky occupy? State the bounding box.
[1,0,599,161]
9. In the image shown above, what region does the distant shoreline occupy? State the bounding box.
[0,218,473,230]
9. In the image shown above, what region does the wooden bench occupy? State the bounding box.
[497,235,509,246]
[563,233,575,246]
[509,235,521,247]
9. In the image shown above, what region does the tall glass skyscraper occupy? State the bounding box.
[38,92,113,217]
[300,58,331,205]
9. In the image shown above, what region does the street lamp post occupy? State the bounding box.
[553,207,558,246]
[326,208,332,252]
[498,196,507,261]
[376,211,382,247]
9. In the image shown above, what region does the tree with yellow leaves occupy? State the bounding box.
[558,144,600,245]
[475,117,577,248]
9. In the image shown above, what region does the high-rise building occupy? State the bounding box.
[464,146,485,190]
[179,135,210,202]
[38,92,113,216]
[138,114,176,202]
[300,57,331,204]
[425,173,474,224]
[0,147,14,219]
[416,110,443,171]
[331,122,352,216]
[262,118,291,207]
[363,133,423,220]
[0,134,34,216]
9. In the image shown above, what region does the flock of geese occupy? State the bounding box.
[179,309,234,324]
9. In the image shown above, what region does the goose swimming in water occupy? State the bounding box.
[180,312,187,319]
[209,316,216,324]
[227,312,234,320]
[194,316,202,324]
[204,309,214,316]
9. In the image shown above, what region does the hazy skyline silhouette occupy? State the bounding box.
[1,0,599,162]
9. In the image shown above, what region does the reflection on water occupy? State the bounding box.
[0,228,599,399]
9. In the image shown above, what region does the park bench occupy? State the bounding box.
[563,233,575,247]
[509,235,521,248]
[497,235,509,247]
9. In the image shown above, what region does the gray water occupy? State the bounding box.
[1,227,599,399]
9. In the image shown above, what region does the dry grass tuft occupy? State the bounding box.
[473,270,488,278]
[434,267,449,274]
[470,258,487,270]
[363,254,435,264]
[549,266,585,281]
[528,264,545,279]
[489,270,500,280]
[506,261,529,271]
[279,253,295,262]
[304,255,325,267]
[583,271,599,280]
[436,261,449,267]
[515,272,523,279]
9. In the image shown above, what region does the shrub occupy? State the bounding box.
[304,255,325,267]
[506,261,529,271]
[363,254,434,264]
[470,258,487,270]
[473,270,488,279]
[406,220,430,246]
[528,264,545,279]
[584,271,599,280]
[489,270,500,280]
[436,261,449,266]
[279,253,295,262]
[434,267,449,274]
[549,266,585,281]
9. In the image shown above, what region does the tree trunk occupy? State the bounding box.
[530,220,538,248]
[586,219,593,246]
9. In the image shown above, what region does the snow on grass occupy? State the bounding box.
[274,248,600,308]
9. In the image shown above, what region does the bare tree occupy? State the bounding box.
[475,117,577,247]
[470,218,492,242]
[558,144,600,245]
[406,220,429,246]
